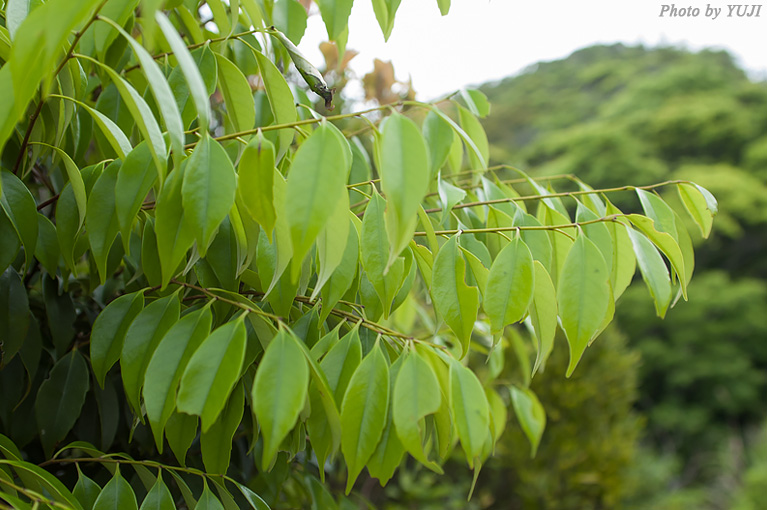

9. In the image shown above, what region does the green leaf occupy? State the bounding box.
[457,105,489,171]
[423,110,455,178]
[85,160,120,283]
[177,317,247,431]
[437,175,466,225]
[73,467,101,510]
[436,0,450,15]
[448,357,489,468]
[182,135,237,256]
[360,191,404,319]
[115,142,157,251]
[94,467,138,510]
[484,237,535,335]
[557,234,611,377]
[318,216,357,320]
[0,209,21,273]
[371,0,402,41]
[155,161,195,287]
[215,54,256,133]
[5,0,33,41]
[196,484,224,510]
[238,133,276,236]
[104,17,184,166]
[431,235,479,358]
[604,201,636,301]
[90,291,145,388]
[460,89,490,118]
[33,215,56,276]
[313,192,350,298]
[0,170,38,271]
[626,227,672,318]
[75,98,133,158]
[253,328,310,467]
[0,267,30,362]
[139,472,175,510]
[392,349,443,473]
[236,483,270,510]
[30,141,87,228]
[486,387,507,446]
[627,214,687,299]
[341,342,390,494]
[201,382,245,474]
[273,0,308,44]
[121,292,181,415]
[380,112,430,266]
[144,306,212,451]
[529,261,557,376]
[156,12,211,129]
[42,274,75,355]
[316,0,353,40]
[285,121,351,279]
[84,56,168,179]
[509,385,546,457]
[253,49,297,158]
[54,184,79,272]
[165,412,198,467]
[677,183,717,238]
[35,351,90,457]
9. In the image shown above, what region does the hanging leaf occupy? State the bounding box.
[35,350,90,457]
[215,54,256,133]
[371,0,402,41]
[93,467,138,510]
[90,291,145,387]
[431,235,479,357]
[341,342,390,493]
[139,472,175,510]
[529,261,557,376]
[201,382,245,474]
[155,160,196,287]
[510,385,546,457]
[677,182,717,238]
[484,237,535,335]
[448,357,489,468]
[626,227,672,318]
[238,133,277,237]
[115,142,157,250]
[253,49,297,158]
[1,170,38,271]
[182,135,237,256]
[0,267,30,363]
[177,317,247,431]
[557,234,611,377]
[144,306,213,451]
[252,328,309,467]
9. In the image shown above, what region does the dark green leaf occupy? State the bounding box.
[0,170,38,271]
[90,291,145,387]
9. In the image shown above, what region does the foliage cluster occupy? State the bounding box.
[0,2,717,510]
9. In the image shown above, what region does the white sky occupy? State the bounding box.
[301,0,767,100]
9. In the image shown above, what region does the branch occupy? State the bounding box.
[415,213,629,237]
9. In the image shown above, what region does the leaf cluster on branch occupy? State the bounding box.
[0,0,716,508]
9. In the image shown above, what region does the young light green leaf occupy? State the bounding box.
[72,98,133,158]
[677,182,717,238]
[557,234,611,377]
[155,161,195,287]
[35,350,89,457]
[316,0,353,40]
[460,89,490,118]
[90,290,145,388]
[627,214,687,299]
[509,385,546,457]
[371,0,402,41]
[93,467,138,510]
[101,16,184,166]
[529,261,557,376]
[155,12,211,129]
[139,471,175,510]
[1,170,38,271]
[253,49,297,158]
[448,357,489,468]
[380,112,430,266]
[177,318,247,431]
[319,216,358,324]
[253,328,310,468]
[85,160,120,283]
[423,110,455,178]
[436,0,450,16]
[144,306,212,451]
[238,132,277,237]
[366,354,406,486]
[182,135,237,256]
[201,382,245,475]
[115,142,157,251]
[457,105,489,171]
[341,343,390,494]
[313,192,350,298]
[392,349,443,473]
[431,235,479,358]
[626,227,672,318]
[285,121,351,280]
[121,292,181,416]
[215,54,256,133]
[437,175,466,225]
[484,237,535,335]
[604,201,637,301]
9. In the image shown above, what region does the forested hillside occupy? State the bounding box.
[473,44,767,508]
